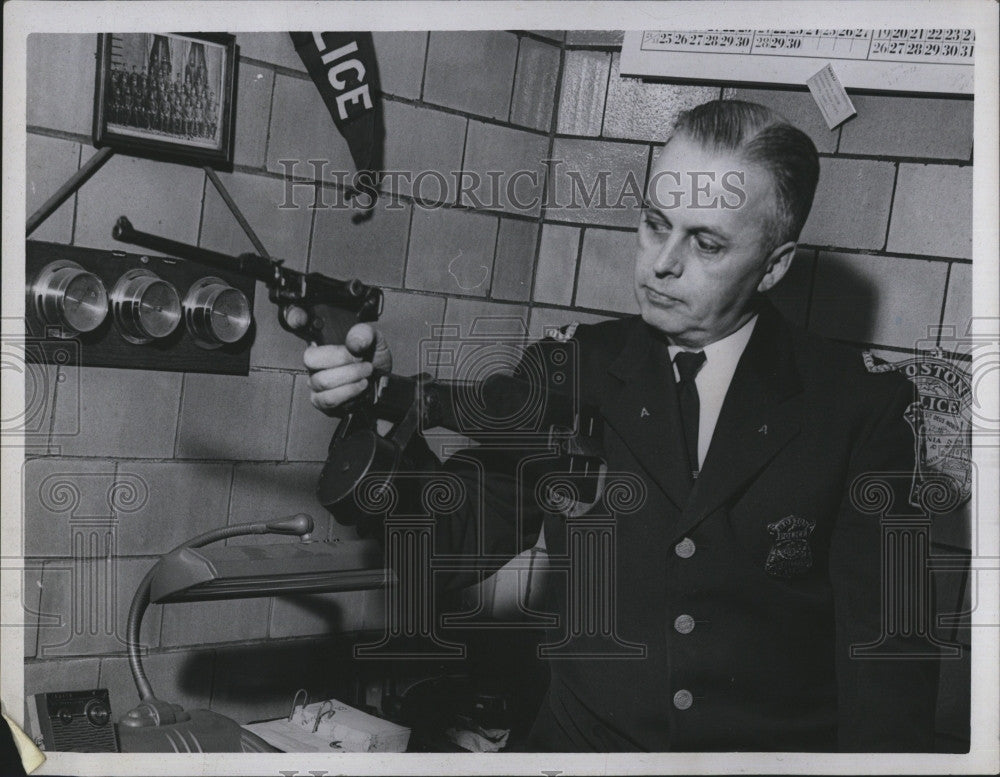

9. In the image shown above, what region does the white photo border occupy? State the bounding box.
[3,1,997,775]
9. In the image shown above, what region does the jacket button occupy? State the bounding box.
[674,537,696,558]
[673,614,695,634]
[673,689,693,710]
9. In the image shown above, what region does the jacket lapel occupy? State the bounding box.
[670,302,804,543]
[600,319,693,511]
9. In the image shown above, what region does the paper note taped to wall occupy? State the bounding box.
[807,63,857,129]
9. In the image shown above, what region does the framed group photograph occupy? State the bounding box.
[92,32,237,168]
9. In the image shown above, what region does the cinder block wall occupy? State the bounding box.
[23,30,971,745]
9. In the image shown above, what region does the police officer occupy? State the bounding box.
[304,99,939,751]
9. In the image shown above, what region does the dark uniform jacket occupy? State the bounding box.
[410,300,939,752]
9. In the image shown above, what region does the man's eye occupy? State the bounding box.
[695,236,722,254]
[644,215,670,233]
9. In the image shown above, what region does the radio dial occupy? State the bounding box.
[84,699,111,726]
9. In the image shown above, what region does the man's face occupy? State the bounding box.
[634,135,786,348]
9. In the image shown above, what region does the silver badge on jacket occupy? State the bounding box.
[765,514,816,578]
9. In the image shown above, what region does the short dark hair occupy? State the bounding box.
[671,99,820,246]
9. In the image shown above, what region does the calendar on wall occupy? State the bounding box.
[620,30,974,94]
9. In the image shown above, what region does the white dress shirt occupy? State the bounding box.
[667,315,758,469]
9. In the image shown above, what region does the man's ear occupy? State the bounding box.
[757,241,797,293]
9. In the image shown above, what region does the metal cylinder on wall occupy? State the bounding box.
[182,277,251,349]
[30,260,109,336]
[110,268,182,344]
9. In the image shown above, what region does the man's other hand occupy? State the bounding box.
[304,323,392,415]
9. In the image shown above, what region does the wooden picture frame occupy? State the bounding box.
[93,32,238,169]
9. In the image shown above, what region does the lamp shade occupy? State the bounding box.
[149,539,390,603]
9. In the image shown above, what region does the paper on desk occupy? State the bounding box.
[445,725,510,752]
[244,718,345,753]
[245,698,410,753]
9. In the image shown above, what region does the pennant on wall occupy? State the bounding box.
[289,31,385,220]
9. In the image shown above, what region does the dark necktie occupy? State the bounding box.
[674,350,706,480]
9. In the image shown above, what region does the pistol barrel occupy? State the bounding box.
[112,217,382,319]
[112,217,273,281]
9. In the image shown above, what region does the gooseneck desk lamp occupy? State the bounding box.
[118,513,390,752]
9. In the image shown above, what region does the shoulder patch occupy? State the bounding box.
[862,350,895,374]
[544,322,579,342]
[865,348,972,510]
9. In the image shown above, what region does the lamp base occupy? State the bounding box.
[118,700,276,753]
